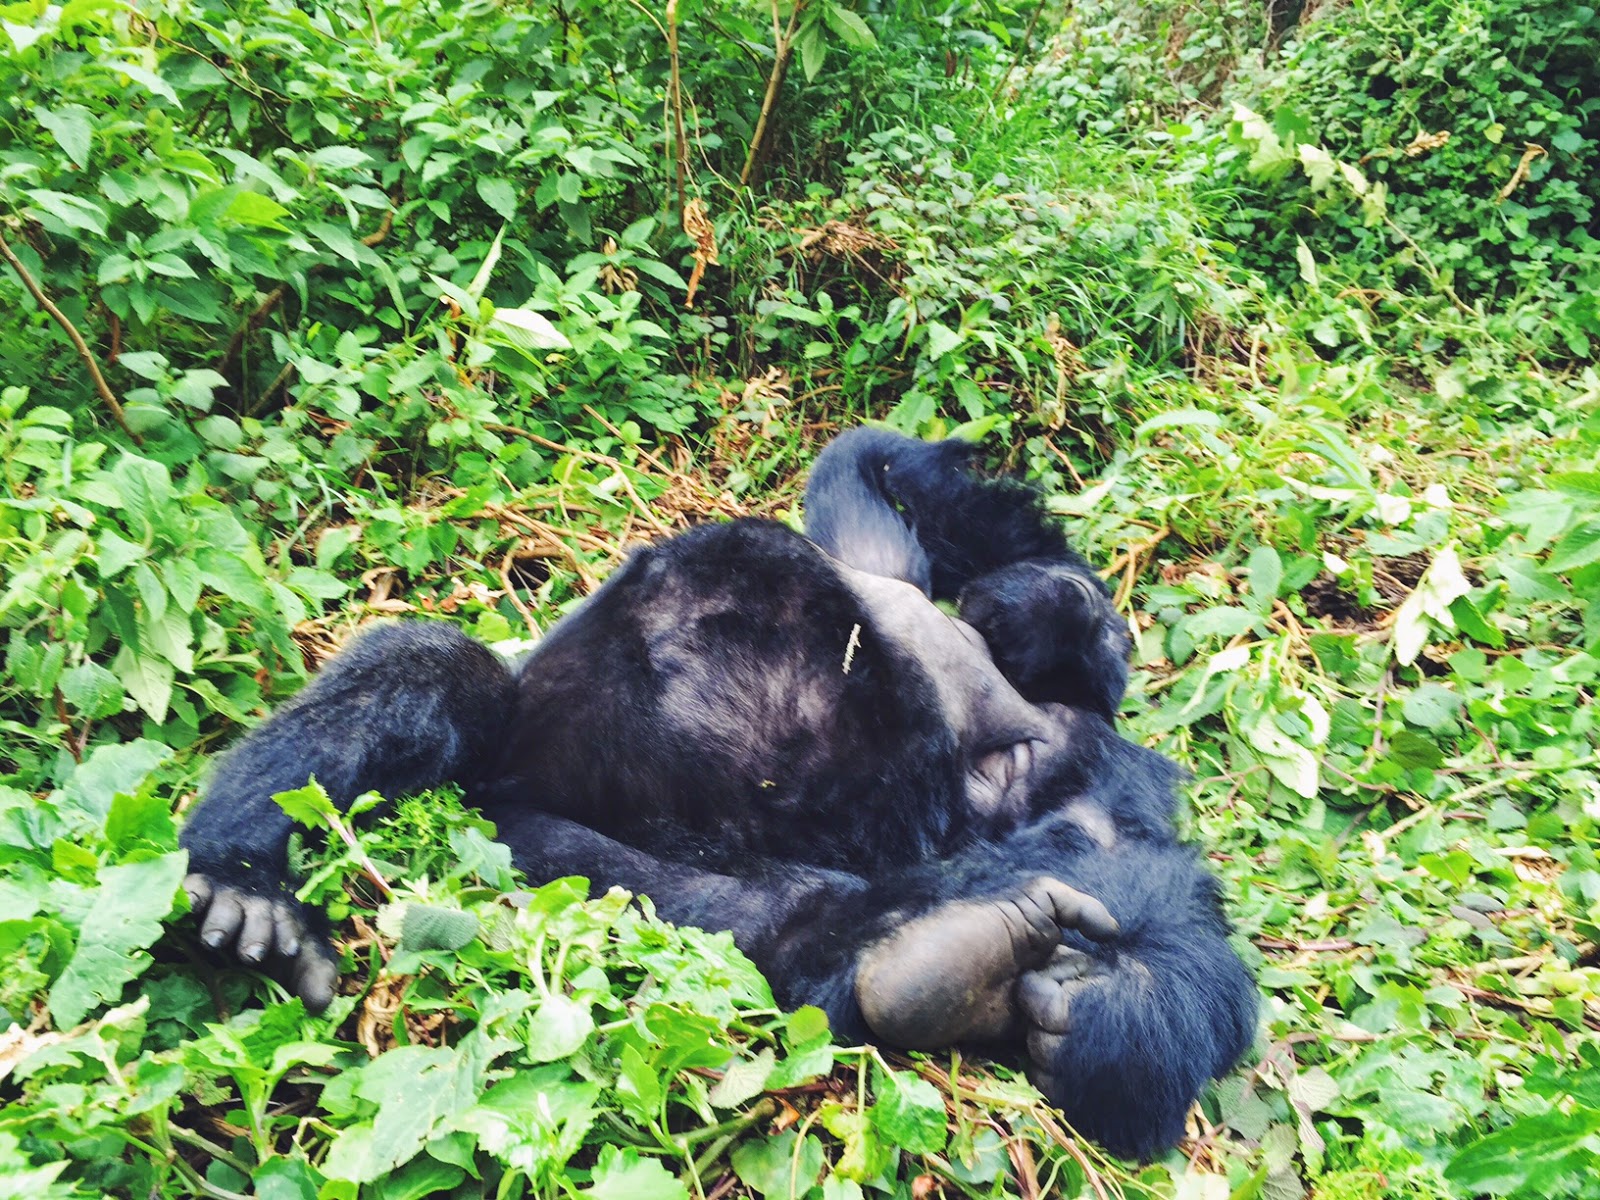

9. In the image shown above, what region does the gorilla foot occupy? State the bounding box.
[854,876,1116,1049]
[1020,945,1109,1095]
[184,873,340,1012]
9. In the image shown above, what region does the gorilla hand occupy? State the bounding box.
[184,873,340,1012]
[854,876,1117,1048]
[959,560,1130,717]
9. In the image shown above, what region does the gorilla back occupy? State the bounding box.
[177,428,1257,1161]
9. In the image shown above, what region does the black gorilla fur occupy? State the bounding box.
[179,429,1257,1160]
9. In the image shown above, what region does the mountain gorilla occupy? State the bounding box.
[178,428,1257,1160]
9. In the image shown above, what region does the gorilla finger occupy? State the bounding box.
[272,903,302,958]
[1042,944,1094,982]
[293,948,340,1014]
[1041,879,1119,941]
[235,897,276,964]
[1027,1026,1065,1072]
[1018,972,1073,1034]
[200,891,246,951]
[183,873,214,916]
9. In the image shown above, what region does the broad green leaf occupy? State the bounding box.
[477,176,518,218]
[48,852,187,1027]
[731,1131,825,1199]
[822,5,877,48]
[923,320,963,359]
[38,106,92,168]
[525,993,594,1061]
[1246,546,1282,613]
[869,1067,947,1154]
[709,1047,776,1108]
[396,903,479,954]
[797,19,827,82]
[25,190,108,235]
[582,1146,688,1200]
[491,307,572,351]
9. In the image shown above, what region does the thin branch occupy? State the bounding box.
[0,225,138,441]
[740,1,804,187]
[666,0,690,216]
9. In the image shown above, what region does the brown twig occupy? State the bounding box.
[665,0,689,216]
[0,225,138,440]
[485,423,674,535]
[499,549,543,638]
[740,0,803,187]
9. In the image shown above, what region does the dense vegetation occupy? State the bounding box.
[2,0,1598,1196]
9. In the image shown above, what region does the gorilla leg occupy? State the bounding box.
[489,807,1119,1055]
[1004,839,1258,1161]
[180,621,515,1009]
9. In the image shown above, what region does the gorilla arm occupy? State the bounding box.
[179,622,516,1010]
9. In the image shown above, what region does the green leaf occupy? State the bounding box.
[797,19,827,82]
[491,307,572,351]
[709,1047,776,1108]
[525,993,594,1062]
[308,145,373,170]
[38,106,92,168]
[1548,471,1600,502]
[114,61,180,106]
[731,1131,825,1199]
[48,852,188,1027]
[1445,1108,1600,1193]
[869,1067,947,1154]
[25,190,108,235]
[1401,684,1459,731]
[1134,408,1223,437]
[477,176,518,218]
[396,903,479,954]
[582,1146,688,1200]
[822,5,877,48]
[1246,546,1283,613]
[224,190,292,230]
[923,320,963,359]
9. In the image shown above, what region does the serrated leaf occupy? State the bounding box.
[709,1047,776,1108]
[48,852,187,1027]
[397,904,479,953]
[869,1067,947,1154]
[582,1146,688,1200]
[923,320,963,359]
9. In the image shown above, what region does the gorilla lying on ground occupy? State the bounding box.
[178,428,1257,1160]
